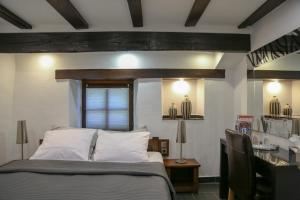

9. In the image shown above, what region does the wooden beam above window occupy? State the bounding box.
[0,31,250,53]
[0,3,32,29]
[185,0,211,27]
[247,70,300,80]
[55,69,226,80]
[46,0,89,29]
[127,0,143,27]
[238,0,287,29]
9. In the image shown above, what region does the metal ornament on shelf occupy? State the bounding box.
[168,103,177,120]
[283,104,293,117]
[181,95,192,119]
[269,96,281,116]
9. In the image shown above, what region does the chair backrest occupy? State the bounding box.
[225,129,256,199]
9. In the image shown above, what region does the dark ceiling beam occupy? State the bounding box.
[185,0,211,27]
[0,32,250,53]
[55,69,226,80]
[46,0,88,29]
[127,0,143,27]
[247,70,300,80]
[238,0,287,29]
[0,3,32,29]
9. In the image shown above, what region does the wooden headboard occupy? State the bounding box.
[40,137,169,157]
[148,137,169,157]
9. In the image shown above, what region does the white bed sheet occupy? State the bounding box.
[147,151,164,163]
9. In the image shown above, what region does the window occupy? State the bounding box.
[82,80,133,131]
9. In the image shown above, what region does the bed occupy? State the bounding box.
[0,129,175,200]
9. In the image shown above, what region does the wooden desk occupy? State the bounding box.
[164,159,200,193]
[220,138,300,200]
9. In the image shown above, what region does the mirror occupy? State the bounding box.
[247,27,300,139]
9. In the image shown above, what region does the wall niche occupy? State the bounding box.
[161,78,205,120]
[263,80,300,116]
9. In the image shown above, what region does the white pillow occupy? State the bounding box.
[94,131,150,163]
[30,129,96,161]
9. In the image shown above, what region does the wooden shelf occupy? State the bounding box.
[162,115,204,120]
[263,115,299,120]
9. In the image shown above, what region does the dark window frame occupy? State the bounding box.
[82,80,134,131]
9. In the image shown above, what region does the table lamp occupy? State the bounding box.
[16,120,28,160]
[176,120,186,164]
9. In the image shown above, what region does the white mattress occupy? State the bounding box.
[147,151,164,163]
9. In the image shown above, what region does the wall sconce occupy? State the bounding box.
[267,81,281,95]
[39,55,54,69]
[172,79,190,95]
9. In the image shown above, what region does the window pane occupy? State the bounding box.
[86,110,106,129]
[108,110,129,130]
[108,88,129,110]
[86,88,106,110]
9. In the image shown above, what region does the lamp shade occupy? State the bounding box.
[16,120,28,144]
[176,120,186,144]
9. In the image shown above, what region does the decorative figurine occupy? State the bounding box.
[181,95,192,119]
[168,103,177,120]
[270,96,281,116]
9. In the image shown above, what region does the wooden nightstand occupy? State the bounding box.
[164,159,200,193]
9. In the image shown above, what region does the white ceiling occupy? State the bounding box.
[0,0,267,33]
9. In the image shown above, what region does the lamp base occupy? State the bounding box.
[176,159,187,164]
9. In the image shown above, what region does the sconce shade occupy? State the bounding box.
[16,120,28,144]
[176,120,186,144]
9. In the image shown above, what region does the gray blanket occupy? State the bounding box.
[0,160,176,200]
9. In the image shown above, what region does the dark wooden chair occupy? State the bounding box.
[225,129,271,200]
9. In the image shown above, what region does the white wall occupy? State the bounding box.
[11,59,70,159]
[14,51,222,70]
[227,58,248,119]
[247,80,263,120]
[135,78,234,176]
[0,54,16,165]
[292,81,300,116]
[251,0,300,50]
[8,52,238,177]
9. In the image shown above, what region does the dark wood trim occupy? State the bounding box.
[162,115,204,120]
[238,0,287,29]
[198,176,220,183]
[56,69,226,80]
[46,0,88,29]
[247,70,300,80]
[85,80,134,88]
[263,115,294,120]
[127,0,143,27]
[185,0,211,27]
[81,80,134,131]
[0,32,250,53]
[0,3,32,29]
[128,81,134,131]
[81,80,87,128]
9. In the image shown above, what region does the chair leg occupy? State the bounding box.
[228,188,235,200]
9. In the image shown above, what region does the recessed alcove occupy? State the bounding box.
[263,80,300,117]
[161,79,205,120]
